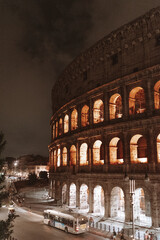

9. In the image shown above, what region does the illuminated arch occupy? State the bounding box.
[129,87,146,115]
[81,105,89,127]
[69,183,76,207]
[157,134,160,163]
[110,187,125,220]
[93,99,104,123]
[57,147,61,167]
[109,137,124,164]
[109,94,122,120]
[70,145,76,165]
[64,114,69,133]
[71,109,78,130]
[52,123,55,139]
[80,143,88,166]
[59,118,63,135]
[93,140,104,165]
[55,121,58,137]
[154,81,160,109]
[93,185,104,215]
[134,188,152,226]
[130,134,147,163]
[80,184,89,210]
[62,147,67,166]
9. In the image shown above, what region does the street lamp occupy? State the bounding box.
[129,179,135,240]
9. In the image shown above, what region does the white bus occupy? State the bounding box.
[43,209,89,234]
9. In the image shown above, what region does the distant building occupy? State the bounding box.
[49,7,160,228]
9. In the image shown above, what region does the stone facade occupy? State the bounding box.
[49,7,160,228]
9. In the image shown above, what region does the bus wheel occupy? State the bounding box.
[64,227,68,233]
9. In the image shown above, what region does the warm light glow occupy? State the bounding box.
[80,143,88,166]
[62,147,67,166]
[109,137,123,164]
[71,109,78,130]
[157,134,160,163]
[64,114,69,133]
[154,80,160,109]
[93,99,104,123]
[109,94,122,120]
[129,87,146,115]
[57,148,61,167]
[59,118,63,135]
[70,145,76,165]
[93,140,104,165]
[130,134,148,163]
[81,105,89,127]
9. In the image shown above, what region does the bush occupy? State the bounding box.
[39,171,48,179]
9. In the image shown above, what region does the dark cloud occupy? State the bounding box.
[0,0,160,157]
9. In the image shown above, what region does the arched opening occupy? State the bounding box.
[129,87,146,115]
[81,105,89,127]
[71,109,78,130]
[157,134,160,163]
[93,99,104,123]
[57,148,61,167]
[70,145,76,165]
[62,184,67,204]
[110,187,125,220]
[59,118,63,135]
[109,94,122,120]
[55,121,58,137]
[130,135,147,163]
[109,137,124,164]
[80,184,89,211]
[52,124,55,139]
[93,185,104,215]
[80,143,88,166]
[93,140,104,165]
[62,147,67,166]
[64,114,69,133]
[154,80,160,109]
[134,188,152,226]
[69,183,76,208]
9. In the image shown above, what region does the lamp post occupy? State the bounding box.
[130,178,135,240]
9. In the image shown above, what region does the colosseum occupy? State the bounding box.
[49,7,160,230]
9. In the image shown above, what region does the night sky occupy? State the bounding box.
[1,0,160,158]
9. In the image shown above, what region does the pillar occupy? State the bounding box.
[88,183,94,213]
[122,85,128,120]
[124,189,132,222]
[76,182,80,208]
[147,128,156,172]
[104,91,109,122]
[89,98,93,126]
[123,133,130,173]
[104,190,110,218]
[151,185,159,227]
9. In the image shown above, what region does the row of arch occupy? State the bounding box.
[52,82,160,138]
[50,133,160,167]
[61,183,151,225]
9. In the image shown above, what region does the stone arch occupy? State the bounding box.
[64,114,69,133]
[81,105,89,127]
[57,147,61,167]
[109,137,124,164]
[93,99,104,123]
[71,109,78,130]
[62,147,67,166]
[130,134,148,163]
[154,80,160,109]
[70,145,76,165]
[55,121,58,137]
[80,184,89,210]
[52,123,55,139]
[109,93,122,120]
[59,118,63,135]
[62,183,67,204]
[93,185,104,215]
[93,140,104,165]
[157,134,160,163]
[110,187,125,220]
[134,188,152,226]
[129,87,146,115]
[80,143,88,166]
[69,183,76,208]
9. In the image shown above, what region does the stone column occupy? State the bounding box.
[122,84,128,120]
[88,183,94,213]
[145,80,154,116]
[151,185,159,227]
[76,142,80,173]
[89,98,93,126]
[147,128,156,172]
[68,110,72,132]
[124,185,131,222]
[123,132,130,173]
[104,190,110,218]
[76,182,80,208]
[104,91,109,122]
[54,180,61,202]
[103,136,109,172]
[77,105,81,129]
[88,142,93,172]
[67,183,70,206]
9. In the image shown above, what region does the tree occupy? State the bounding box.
[28,172,37,184]
[39,171,48,179]
[0,132,15,240]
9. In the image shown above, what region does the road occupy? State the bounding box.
[1,206,106,240]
